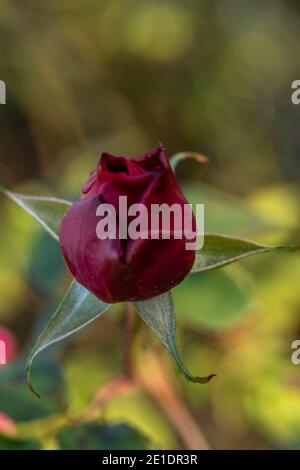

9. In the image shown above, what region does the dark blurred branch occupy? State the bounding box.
[123,302,135,377]
[137,349,211,450]
[81,303,137,422]
[81,305,211,449]
[82,376,135,423]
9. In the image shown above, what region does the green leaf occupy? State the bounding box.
[173,270,250,330]
[134,292,216,384]
[0,433,40,450]
[0,356,65,421]
[26,281,110,396]
[57,422,150,450]
[192,233,299,273]
[0,187,71,240]
[170,152,208,171]
[26,232,65,295]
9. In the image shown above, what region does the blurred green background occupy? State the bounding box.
[0,0,300,450]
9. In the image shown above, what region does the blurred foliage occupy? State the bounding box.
[57,423,149,450]
[0,0,300,450]
[0,433,40,450]
[173,268,252,331]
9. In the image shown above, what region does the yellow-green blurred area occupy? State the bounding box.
[0,0,300,450]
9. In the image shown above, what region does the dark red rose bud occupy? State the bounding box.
[59,145,196,303]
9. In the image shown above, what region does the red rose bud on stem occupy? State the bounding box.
[59,145,196,303]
